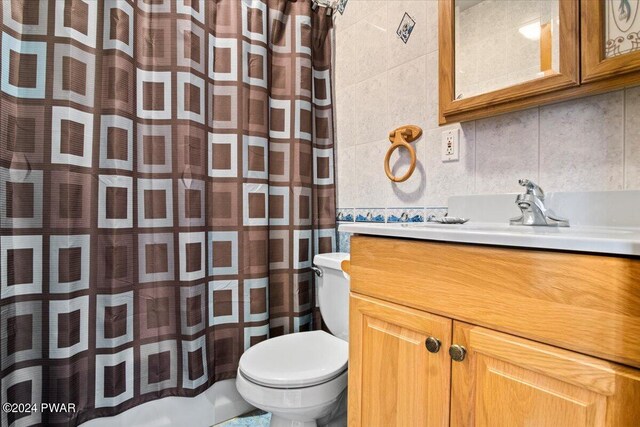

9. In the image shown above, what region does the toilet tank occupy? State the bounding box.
[313,253,350,342]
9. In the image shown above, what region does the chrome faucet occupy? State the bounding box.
[510,179,569,227]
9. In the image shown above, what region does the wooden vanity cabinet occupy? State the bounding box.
[451,323,640,427]
[347,235,640,426]
[349,294,452,427]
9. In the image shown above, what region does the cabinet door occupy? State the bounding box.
[348,293,452,427]
[582,0,640,82]
[451,322,640,427]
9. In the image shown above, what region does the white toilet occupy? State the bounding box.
[236,253,350,427]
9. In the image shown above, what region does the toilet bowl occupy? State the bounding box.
[236,253,350,427]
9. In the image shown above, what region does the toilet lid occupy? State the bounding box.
[239,331,348,388]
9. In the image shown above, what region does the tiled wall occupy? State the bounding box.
[335,206,447,252]
[333,0,640,215]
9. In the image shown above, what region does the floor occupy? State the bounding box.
[215,409,271,426]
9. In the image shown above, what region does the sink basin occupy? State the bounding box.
[339,190,640,256]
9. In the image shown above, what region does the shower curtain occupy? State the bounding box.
[0,0,336,425]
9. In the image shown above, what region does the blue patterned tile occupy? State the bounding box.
[336,208,354,222]
[337,0,348,15]
[425,207,448,221]
[338,231,351,253]
[355,208,385,223]
[386,207,425,223]
[396,12,416,44]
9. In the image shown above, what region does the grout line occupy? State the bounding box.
[537,107,541,184]
[473,120,477,194]
[387,53,428,75]
[623,89,626,189]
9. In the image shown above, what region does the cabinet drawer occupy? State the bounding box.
[349,235,640,368]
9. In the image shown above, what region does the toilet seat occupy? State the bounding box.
[238,330,348,389]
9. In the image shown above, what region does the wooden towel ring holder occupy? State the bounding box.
[384,125,423,182]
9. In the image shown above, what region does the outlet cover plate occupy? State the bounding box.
[441,128,460,162]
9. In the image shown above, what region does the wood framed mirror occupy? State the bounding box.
[439,0,580,123]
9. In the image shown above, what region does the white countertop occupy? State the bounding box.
[339,222,640,256]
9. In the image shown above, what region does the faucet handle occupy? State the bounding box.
[518,179,545,199]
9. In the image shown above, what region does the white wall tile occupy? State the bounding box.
[387,57,427,130]
[335,0,387,33]
[354,140,395,207]
[334,1,364,32]
[625,86,640,189]
[351,0,386,17]
[335,25,357,89]
[337,145,356,208]
[355,5,388,83]
[335,84,356,147]
[539,91,624,193]
[386,1,428,68]
[475,108,539,194]
[425,51,439,130]
[425,0,439,54]
[424,123,476,206]
[355,73,388,145]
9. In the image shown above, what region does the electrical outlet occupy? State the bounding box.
[441,128,460,162]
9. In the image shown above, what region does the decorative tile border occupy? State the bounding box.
[336,208,354,222]
[425,207,448,221]
[387,207,424,223]
[336,207,449,225]
[355,208,385,223]
[335,206,449,253]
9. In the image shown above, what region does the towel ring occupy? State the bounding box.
[384,125,422,183]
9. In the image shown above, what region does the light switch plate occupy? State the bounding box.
[441,128,460,162]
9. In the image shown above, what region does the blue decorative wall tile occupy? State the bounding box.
[355,208,385,223]
[386,207,425,223]
[425,207,448,221]
[337,0,348,15]
[336,208,354,222]
[396,12,416,44]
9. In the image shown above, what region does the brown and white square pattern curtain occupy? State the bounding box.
[0,0,336,425]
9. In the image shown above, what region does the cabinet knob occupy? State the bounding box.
[449,344,467,362]
[425,337,441,353]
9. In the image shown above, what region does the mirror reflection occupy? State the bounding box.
[455,0,560,99]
